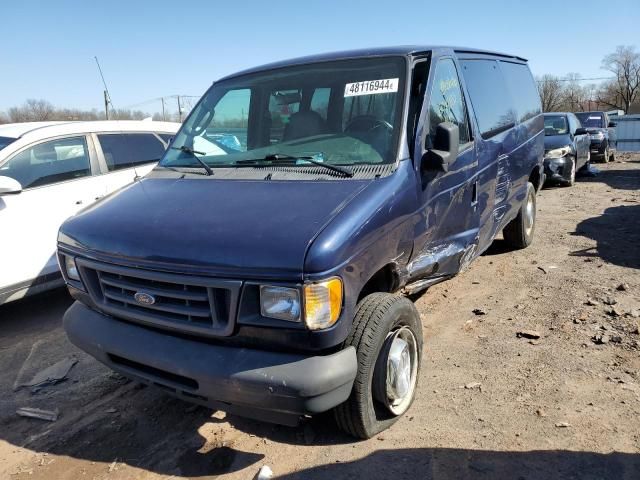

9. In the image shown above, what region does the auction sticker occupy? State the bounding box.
[344,78,399,97]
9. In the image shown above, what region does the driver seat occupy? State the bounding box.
[282,110,327,141]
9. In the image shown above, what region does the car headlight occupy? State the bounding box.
[64,255,81,282]
[260,286,301,322]
[304,277,343,330]
[591,132,604,140]
[545,146,571,159]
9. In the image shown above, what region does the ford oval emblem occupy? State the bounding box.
[134,292,156,305]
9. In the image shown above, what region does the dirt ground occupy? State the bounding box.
[1,154,639,480]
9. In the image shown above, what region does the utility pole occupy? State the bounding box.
[161,97,166,121]
[95,56,114,120]
[177,95,182,122]
[104,90,110,120]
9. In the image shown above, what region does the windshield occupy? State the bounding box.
[544,116,569,136]
[0,136,17,151]
[160,57,407,171]
[575,113,604,129]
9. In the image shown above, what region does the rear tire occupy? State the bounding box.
[502,182,536,249]
[609,150,616,162]
[334,293,422,439]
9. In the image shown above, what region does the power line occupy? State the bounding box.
[536,76,615,83]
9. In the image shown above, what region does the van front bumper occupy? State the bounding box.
[64,301,357,426]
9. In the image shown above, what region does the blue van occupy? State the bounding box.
[59,46,543,438]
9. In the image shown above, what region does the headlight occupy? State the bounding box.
[591,132,604,140]
[260,286,301,322]
[304,277,343,330]
[545,146,571,159]
[64,255,81,282]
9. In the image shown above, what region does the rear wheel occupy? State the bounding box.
[502,182,536,249]
[609,150,616,162]
[334,293,422,439]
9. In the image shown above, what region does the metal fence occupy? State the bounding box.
[612,114,640,152]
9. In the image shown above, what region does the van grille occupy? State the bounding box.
[76,258,241,337]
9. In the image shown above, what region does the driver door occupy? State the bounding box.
[412,56,479,277]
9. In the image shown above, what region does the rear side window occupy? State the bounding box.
[98,133,166,171]
[158,133,174,144]
[460,59,516,139]
[500,61,541,122]
[0,136,16,151]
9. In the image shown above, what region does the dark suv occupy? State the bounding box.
[575,111,617,162]
[59,46,543,438]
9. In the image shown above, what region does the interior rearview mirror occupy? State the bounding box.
[575,127,588,136]
[421,122,459,173]
[0,176,22,195]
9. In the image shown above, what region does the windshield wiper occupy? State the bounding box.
[170,145,213,176]
[236,153,353,178]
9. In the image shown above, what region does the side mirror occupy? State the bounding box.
[608,121,617,127]
[421,122,459,173]
[575,127,588,136]
[0,176,22,195]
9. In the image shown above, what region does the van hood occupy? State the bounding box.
[59,176,372,279]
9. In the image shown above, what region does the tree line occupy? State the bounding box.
[1,46,639,125]
[0,98,163,124]
[537,45,640,113]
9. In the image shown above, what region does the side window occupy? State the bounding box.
[460,59,516,139]
[98,133,165,171]
[573,114,583,129]
[201,88,251,152]
[500,61,541,123]
[0,136,90,189]
[426,58,471,149]
[568,115,578,133]
[310,87,331,119]
[158,133,174,144]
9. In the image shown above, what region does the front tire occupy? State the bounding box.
[502,182,536,249]
[609,150,616,162]
[334,293,422,439]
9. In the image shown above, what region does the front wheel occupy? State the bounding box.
[502,182,536,249]
[609,150,616,162]
[334,293,422,439]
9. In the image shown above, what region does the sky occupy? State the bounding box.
[2,0,639,113]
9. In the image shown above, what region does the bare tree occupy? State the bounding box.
[562,73,589,111]
[25,99,54,120]
[7,99,54,122]
[537,74,565,112]
[598,45,640,112]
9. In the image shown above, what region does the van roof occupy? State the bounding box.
[218,46,528,82]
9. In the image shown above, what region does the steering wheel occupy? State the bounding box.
[345,115,393,135]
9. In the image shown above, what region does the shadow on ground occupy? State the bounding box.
[580,165,640,191]
[276,448,640,480]
[571,204,640,269]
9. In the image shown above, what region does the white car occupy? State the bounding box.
[0,120,180,305]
